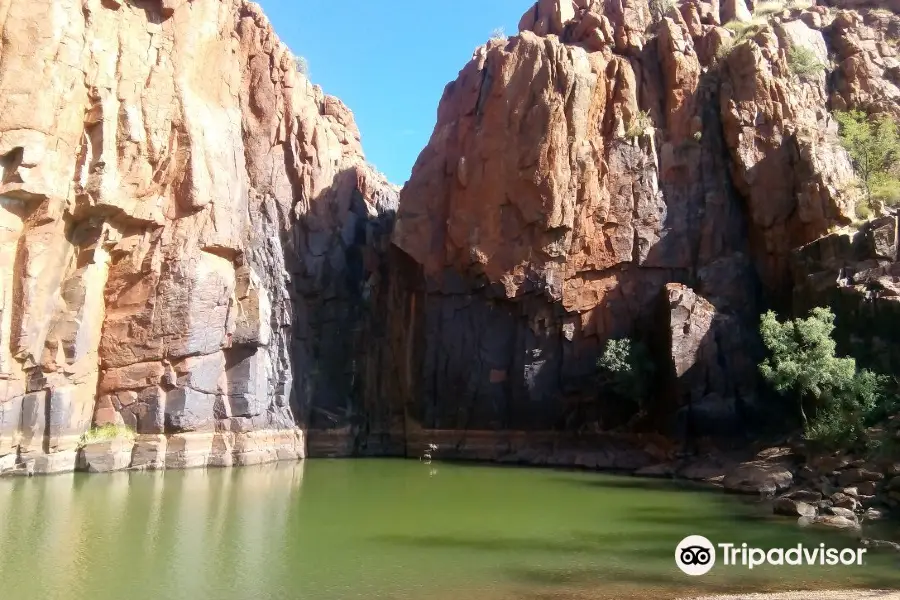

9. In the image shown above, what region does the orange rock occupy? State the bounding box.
[0,0,395,473]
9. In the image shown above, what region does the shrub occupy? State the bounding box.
[856,199,873,220]
[715,36,737,61]
[759,307,890,447]
[835,110,900,207]
[754,0,785,17]
[649,0,675,23]
[597,338,656,410]
[78,424,135,448]
[724,18,766,40]
[625,109,653,138]
[489,27,507,42]
[787,45,825,82]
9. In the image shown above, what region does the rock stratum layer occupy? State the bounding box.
[0,0,397,474]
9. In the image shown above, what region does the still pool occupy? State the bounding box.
[0,459,897,600]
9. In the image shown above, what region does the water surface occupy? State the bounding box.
[0,459,897,600]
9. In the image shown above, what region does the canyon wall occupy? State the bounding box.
[0,0,397,474]
[1,0,897,472]
[320,0,900,461]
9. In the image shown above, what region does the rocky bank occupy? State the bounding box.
[1,0,899,477]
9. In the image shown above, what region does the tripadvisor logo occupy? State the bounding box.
[676,535,716,576]
[675,535,867,576]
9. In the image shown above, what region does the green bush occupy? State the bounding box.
[724,18,766,40]
[78,424,135,448]
[754,0,785,17]
[759,307,889,447]
[597,338,656,410]
[625,109,653,138]
[835,109,900,207]
[787,45,825,82]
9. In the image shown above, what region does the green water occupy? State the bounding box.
[0,460,897,600]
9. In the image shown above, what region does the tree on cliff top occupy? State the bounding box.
[759,307,888,447]
[835,110,900,209]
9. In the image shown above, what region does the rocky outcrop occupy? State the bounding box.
[792,214,900,374]
[360,0,873,455]
[0,0,396,474]
[2,0,897,473]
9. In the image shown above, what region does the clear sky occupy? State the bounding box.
[257,1,529,186]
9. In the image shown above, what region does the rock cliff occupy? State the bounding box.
[344,0,900,460]
[0,0,397,474]
[3,0,898,473]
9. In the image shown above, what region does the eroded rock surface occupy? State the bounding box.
[0,0,396,473]
[370,0,872,453]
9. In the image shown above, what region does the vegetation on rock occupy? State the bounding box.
[759,307,891,448]
[597,338,656,412]
[489,27,507,42]
[835,110,900,208]
[754,0,785,17]
[787,45,825,82]
[78,424,136,448]
[624,109,652,138]
[649,0,675,24]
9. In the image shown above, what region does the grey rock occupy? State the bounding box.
[830,492,860,511]
[723,461,793,495]
[785,489,823,503]
[838,468,884,487]
[774,497,817,518]
[811,515,861,530]
[825,506,857,520]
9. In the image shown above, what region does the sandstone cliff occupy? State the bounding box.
[0,0,397,474]
[339,0,900,461]
[2,0,898,473]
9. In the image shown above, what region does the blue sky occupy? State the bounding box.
[258,1,529,185]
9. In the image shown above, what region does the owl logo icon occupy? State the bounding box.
[675,535,716,576]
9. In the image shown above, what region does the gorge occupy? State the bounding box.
[0,0,898,488]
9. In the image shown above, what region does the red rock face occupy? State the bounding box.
[2,0,896,467]
[0,0,397,473]
[376,0,883,447]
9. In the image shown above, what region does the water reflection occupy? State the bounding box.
[0,460,897,600]
[0,462,305,600]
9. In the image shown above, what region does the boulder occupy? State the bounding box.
[838,468,885,487]
[77,438,134,473]
[855,481,880,496]
[825,506,857,520]
[830,492,860,511]
[784,489,823,503]
[720,0,752,23]
[808,515,862,530]
[774,497,817,518]
[863,507,886,521]
[724,461,794,495]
